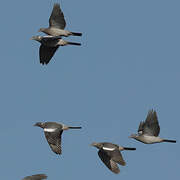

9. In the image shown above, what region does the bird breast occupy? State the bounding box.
[48,28,69,36]
[137,135,163,144]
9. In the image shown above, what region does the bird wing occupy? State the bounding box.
[49,3,66,29]
[111,149,126,166]
[98,150,120,174]
[44,130,63,154]
[138,121,145,134]
[39,44,59,65]
[142,110,160,136]
[22,174,47,180]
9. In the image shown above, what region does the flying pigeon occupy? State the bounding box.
[34,122,81,154]
[38,3,82,37]
[22,174,47,180]
[31,35,81,65]
[129,109,176,144]
[91,142,136,174]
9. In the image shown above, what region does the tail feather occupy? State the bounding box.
[69,126,82,129]
[68,42,81,46]
[163,139,176,143]
[123,147,136,150]
[71,32,82,36]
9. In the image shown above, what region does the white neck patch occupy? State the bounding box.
[44,128,57,132]
[103,147,115,151]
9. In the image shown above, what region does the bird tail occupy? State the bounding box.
[123,147,136,150]
[69,126,82,129]
[71,32,82,36]
[67,42,81,46]
[163,139,176,143]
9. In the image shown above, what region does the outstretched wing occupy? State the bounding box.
[39,45,59,65]
[49,3,66,29]
[22,174,47,180]
[44,130,63,154]
[141,110,160,136]
[98,150,120,174]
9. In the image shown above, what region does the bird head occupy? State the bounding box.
[34,122,45,128]
[90,142,103,149]
[30,35,42,42]
[129,134,138,139]
[38,28,46,33]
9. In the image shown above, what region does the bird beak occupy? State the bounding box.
[129,134,135,138]
[33,123,38,126]
[90,142,97,147]
[33,122,42,127]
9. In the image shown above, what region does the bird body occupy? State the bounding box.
[39,3,82,37]
[31,35,81,47]
[34,122,81,154]
[131,134,163,144]
[39,27,81,37]
[31,35,81,64]
[129,110,176,144]
[22,174,47,180]
[91,142,136,174]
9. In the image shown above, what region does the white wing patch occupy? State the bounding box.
[44,128,57,132]
[102,147,115,151]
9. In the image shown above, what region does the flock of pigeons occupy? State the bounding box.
[31,3,82,65]
[26,3,177,180]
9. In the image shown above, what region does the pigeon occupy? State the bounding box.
[129,109,176,144]
[22,174,47,180]
[34,122,81,154]
[31,35,81,65]
[91,142,136,174]
[38,3,82,37]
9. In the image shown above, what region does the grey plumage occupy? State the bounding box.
[129,109,176,144]
[22,174,47,180]
[138,110,160,136]
[91,142,136,174]
[34,122,81,154]
[39,3,82,37]
[49,3,66,30]
[31,35,81,65]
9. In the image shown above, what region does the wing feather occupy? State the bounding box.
[98,150,120,174]
[49,3,66,29]
[140,110,160,136]
[44,130,63,154]
[39,45,59,65]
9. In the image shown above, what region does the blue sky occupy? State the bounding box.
[0,0,179,179]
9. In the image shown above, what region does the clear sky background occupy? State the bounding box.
[0,0,179,179]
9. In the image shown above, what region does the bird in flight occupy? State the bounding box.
[38,3,82,37]
[31,35,81,65]
[34,122,81,154]
[91,142,136,174]
[22,174,47,180]
[129,109,176,144]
